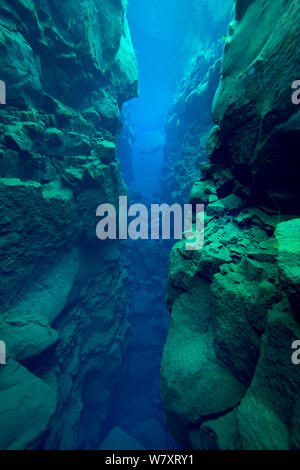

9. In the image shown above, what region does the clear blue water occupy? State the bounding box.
[107,0,233,450]
[123,0,233,199]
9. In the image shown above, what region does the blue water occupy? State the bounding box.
[122,0,233,198]
[105,0,233,450]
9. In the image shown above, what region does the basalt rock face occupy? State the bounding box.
[0,0,138,449]
[117,106,135,184]
[161,52,222,204]
[161,0,300,450]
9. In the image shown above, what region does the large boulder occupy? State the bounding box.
[0,360,57,450]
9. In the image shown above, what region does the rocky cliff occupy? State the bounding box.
[117,106,135,184]
[0,0,138,449]
[161,52,223,203]
[160,0,233,205]
[161,0,300,450]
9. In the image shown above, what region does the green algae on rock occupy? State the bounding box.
[161,0,300,450]
[0,0,137,449]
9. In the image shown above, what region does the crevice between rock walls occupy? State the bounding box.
[0,0,138,450]
[161,0,300,450]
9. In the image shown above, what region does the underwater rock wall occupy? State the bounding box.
[160,0,233,205]
[161,51,223,203]
[0,0,137,449]
[117,106,135,184]
[161,0,300,450]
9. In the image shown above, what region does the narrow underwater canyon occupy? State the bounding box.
[0,0,299,452]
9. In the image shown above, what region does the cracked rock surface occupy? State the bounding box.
[0,0,137,449]
[161,0,300,450]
